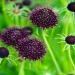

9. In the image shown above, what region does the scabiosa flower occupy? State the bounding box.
[67,2,75,12]
[30,7,57,29]
[0,47,9,58]
[1,28,22,45]
[1,27,33,46]
[4,2,30,20]
[15,38,46,60]
[65,35,75,45]
[22,0,31,6]
[56,34,75,52]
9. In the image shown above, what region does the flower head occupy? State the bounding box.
[22,0,31,6]
[56,34,75,52]
[65,35,75,45]
[67,2,75,12]
[15,38,46,60]
[0,47,9,58]
[1,28,22,45]
[30,7,57,29]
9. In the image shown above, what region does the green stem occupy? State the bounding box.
[19,61,25,75]
[42,30,62,74]
[50,29,55,38]
[2,0,10,25]
[14,16,20,27]
[0,58,4,64]
[71,13,75,33]
[68,47,75,72]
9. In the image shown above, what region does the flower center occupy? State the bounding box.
[13,8,20,14]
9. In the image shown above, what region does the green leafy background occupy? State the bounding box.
[0,0,75,75]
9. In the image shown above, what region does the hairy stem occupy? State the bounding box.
[68,47,75,72]
[42,30,62,74]
[19,61,25,75]
[2,0,10,25]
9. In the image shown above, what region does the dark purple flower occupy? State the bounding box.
[65,35,75,45]
[0,47,9,58]
[22,0,31,6]
[1,28,22,45]
[15,38,46,60]
[67,2,75,12]
[30,7,57,29]
[1,27,33,46]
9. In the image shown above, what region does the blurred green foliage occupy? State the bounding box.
[0,0,75,75]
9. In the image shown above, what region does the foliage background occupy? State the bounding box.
[0,0,75,75]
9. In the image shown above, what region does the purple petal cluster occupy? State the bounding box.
[15,38,46,60]
[65,35,75,45]
[30,7,57,29]
[0,47,9,58]
[1,27,32,45]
